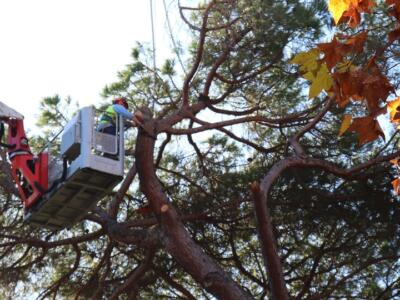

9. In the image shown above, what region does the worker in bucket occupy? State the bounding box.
[98,97,143,135]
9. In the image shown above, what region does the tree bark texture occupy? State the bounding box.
[252,183,289,300]
[135,122,253,300]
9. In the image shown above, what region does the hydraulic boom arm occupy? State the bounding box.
[0,101,48,209]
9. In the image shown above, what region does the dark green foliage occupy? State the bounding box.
[0,1,400,299]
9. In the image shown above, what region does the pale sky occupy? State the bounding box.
[0,0,185,129]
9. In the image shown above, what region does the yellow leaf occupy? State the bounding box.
[291,49,333,99]
[328,0,351,24]
[338,114,352,136]
[309,63,333,99]
[290,48,321,72]
[303,71,315,81]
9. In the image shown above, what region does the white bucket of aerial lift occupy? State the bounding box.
[25,106,125,230]
[60,106,125,179]
[0,101,24,120]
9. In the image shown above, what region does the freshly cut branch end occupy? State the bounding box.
[161,204,169,213]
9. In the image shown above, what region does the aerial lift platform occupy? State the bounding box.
[0,102,125,230]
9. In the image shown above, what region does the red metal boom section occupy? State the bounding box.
[6,119,48,209]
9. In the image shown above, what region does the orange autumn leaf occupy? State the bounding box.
[386,0,400,21]
[318,33,366,69]
[387,97,400,122]
[333,68,365,107]
[357,0,375,11]
[362,75,388,113]
[333,62,392,114]
[333,74,353,107]
[389,26,400,43]
[390,158,399,165]
[346,31,368,53]
[348,116,384,145]
[362,60,394,113]
[318,38,349,69]
[349,0,375,27]
[342,5,361,28]
[392,178,400,195]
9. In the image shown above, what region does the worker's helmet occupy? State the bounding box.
[113,97,129,109]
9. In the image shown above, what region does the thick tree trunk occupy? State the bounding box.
[135,123,253,300]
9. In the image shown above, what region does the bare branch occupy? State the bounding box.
[203,28,251,95]
[157,269,197,300]
[108,164,138,218]
[156,133,172,167]
[251,182,290,300]
[38,243,81,300]
[289,96,334,157]
[110,248,156,300]
[181,1,215,106]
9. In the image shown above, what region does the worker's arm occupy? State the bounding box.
[112,104,133,119]
[113,104,144,127]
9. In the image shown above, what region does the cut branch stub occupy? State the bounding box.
[135,125,253,300]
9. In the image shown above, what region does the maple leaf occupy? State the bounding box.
[342,5,361,28]
[328,0,352,24]
[361,60,394,113]
[348,116,384,145]
[346,31,368,53]
[362,76,386,112]
[290,48,320,72]
[358,0,375,11]
[303,71,315,81]
[333,59,393,114]
[291,49,333,98]
[333,74,352,107]
[341,1,375,27]
[387,97,400,122]
[309,64,333,99]
[317,33,366,69]
[329,0,375,27]
[318,38,349,69]
[339,114,353,136]
[333,68,365,106]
